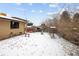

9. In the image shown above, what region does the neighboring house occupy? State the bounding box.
[0,13,27,40]
[26,26,33,32]
[26,26,42,32]
[26,26,41,32]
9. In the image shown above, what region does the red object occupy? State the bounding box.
[26,28,33,32]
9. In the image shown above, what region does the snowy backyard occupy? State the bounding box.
[0,32,79,56]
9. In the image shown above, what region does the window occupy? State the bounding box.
[10,21,19,29]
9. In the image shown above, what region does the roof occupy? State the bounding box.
[0,16,27,22]
[11,17,27,21]
[27,26,32,28]
[50,26,56,28]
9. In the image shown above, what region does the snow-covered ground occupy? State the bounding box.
[0,32,79,56]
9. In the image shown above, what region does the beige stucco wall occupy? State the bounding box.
[0,19,26,40]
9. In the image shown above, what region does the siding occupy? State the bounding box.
[0,19,26,40]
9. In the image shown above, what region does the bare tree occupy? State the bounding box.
[73,13,79,22]
[60,10,71,22]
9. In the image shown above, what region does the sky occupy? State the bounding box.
[0,3,79,26]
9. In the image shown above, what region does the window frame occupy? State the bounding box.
[10,21,19,29]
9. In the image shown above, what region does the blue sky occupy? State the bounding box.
[0,3,79,25]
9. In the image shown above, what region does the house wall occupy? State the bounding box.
[0,19,26,40]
